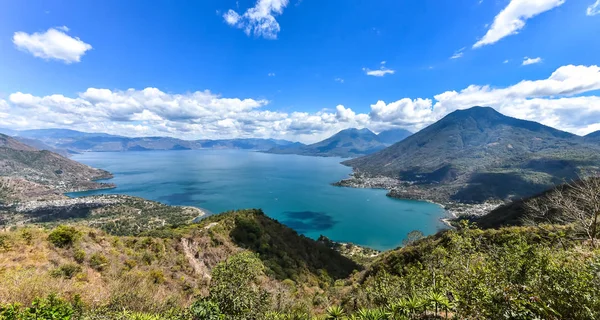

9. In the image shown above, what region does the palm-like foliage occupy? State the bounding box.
[325,305,346,319]
[404,296,424,319]
[385,300,409,319]
[355,308,386,320]
[427,291,449,316]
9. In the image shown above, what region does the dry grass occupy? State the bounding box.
[0,225,223,311]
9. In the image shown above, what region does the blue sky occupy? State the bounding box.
[0,0,599,142]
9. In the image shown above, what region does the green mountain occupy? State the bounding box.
[343,106,600,202]
[267,127,410,158]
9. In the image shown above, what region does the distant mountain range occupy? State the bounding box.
[0,128,298,153]
[343,106,600,203]
[266,128,412,158]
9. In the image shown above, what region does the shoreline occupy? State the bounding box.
[333,171,501,224]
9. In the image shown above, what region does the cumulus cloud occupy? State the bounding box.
[2,65,600,143]
[223,0,289,39]
[522,56,542,65]
[588,0,600,15]
[473,0,565,48]
[363,61,395,77]
[12,27,92,63]
[335,78,344,83]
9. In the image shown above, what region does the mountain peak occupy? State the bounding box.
[444,106,503,119]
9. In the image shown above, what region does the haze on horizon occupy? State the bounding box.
[1,0,599,143]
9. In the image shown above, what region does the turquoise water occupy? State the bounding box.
[69,150,447,251]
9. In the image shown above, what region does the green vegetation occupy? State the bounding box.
[48,225,81,248]
[2,215,599,319]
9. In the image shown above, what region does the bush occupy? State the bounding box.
[149,269,165,284]
[188,299,224,320]
[48,225,80,248]
[51,263,82,279]
[0,294,74,319]
[20,229,33,245]
[74,249,86,263]
[209,251,270,319]
[90,253,109,271]
[0,234,10,251]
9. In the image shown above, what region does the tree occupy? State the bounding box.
[209,251,270,320]
[526,177,600,247]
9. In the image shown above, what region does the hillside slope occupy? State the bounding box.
[0,134,113,202]
[343,107,600,202]
[0,209,359,312]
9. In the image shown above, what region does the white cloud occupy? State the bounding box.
[223,0,289,39]
[12,27,92,63]
[2,65,600,142]
[268,72,276,77]
[363,61,395,77]
[473,0,565,48]
[450,52,464,59]
[588,0,600,15]
[522,56,542,65]
[334,78,344,83]
[450,47,465,59]
[504,59,510,64]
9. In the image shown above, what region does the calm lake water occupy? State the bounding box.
[70,150,447,250]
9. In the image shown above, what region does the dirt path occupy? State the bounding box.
[181,238,211,280]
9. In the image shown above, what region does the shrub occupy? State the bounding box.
[74,249,86,263]
[124,259,138,270]
[48,225,80,248]
[51,263,82,279]
[149,269,165,284]
[20,229,33,245]
[0,234,10,251]
[209,251,270,319]
[0,294,74,319]
[188,299,224,320]
[90,253,109,271]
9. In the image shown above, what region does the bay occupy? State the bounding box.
[69,150,447,251]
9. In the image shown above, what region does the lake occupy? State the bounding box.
[69,150,447,251]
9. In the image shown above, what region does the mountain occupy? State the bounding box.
[267,128,393,158]
[585,130,600,143]
[12,136,74,157]
[0,134,37,151]
[343,106,600,202]
[6,128,297,152]
[0,134,113,202]
[376,128,413,144]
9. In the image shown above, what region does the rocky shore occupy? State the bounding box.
[334,171,503,221]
